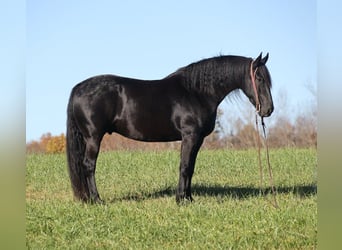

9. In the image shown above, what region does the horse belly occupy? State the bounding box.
[139,116,182,142]
[113,107,181,142]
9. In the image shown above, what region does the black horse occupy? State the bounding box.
[66,53,273,204]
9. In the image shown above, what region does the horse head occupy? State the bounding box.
[244,52,274,117]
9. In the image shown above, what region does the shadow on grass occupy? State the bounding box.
[109,183,317,203]
[192,183,317,199]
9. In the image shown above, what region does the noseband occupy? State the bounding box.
[250,60,260,113]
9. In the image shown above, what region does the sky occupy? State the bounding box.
[26,0,316,142]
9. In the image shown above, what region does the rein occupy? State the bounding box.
[250,60,279,209]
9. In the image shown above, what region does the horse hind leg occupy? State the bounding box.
[83,136,103,204]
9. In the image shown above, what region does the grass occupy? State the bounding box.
[26,148,317,249]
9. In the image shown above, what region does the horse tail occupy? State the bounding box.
[66,89,89,201]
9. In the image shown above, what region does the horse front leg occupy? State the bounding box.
[176,133,204,204]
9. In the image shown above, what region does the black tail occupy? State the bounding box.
[66,90,89,201]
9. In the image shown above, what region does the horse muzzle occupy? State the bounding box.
[259,104,274,117]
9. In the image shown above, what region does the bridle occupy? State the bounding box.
[250,59,261,113]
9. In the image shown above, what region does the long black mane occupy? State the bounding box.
[166,56,253,96]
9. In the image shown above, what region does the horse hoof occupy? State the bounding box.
[95,199,105,205]
[88,196,105,205]
[176,195,194,205]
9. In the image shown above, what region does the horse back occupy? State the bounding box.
[70,74,216,142]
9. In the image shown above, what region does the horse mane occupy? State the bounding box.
[166,55,252,95]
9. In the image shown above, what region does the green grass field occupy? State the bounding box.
[26,148,317,249]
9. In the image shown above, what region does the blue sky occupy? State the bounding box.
[26,1,316,142]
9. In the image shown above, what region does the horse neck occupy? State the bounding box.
[182,58,249,105]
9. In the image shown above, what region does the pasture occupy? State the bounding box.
[26,148,317,249]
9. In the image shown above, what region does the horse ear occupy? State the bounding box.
[254,52,268,68]
[255,53,262,63]
[260,53,269,65]
[253,53,263,69]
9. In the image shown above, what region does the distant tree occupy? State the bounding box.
[26,133,66,153]
[46,134,66,153]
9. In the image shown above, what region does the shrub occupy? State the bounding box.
[46,134,66,153]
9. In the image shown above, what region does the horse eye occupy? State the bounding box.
[256,74,263,82]
[256,70,266,82]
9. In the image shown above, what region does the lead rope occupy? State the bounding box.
[255,114,279,208]
[255,113,279,208]
[251,59,278,208]
[255,113,264,192]
[261,117,279,208]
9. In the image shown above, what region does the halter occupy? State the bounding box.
[250,60,260,113]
